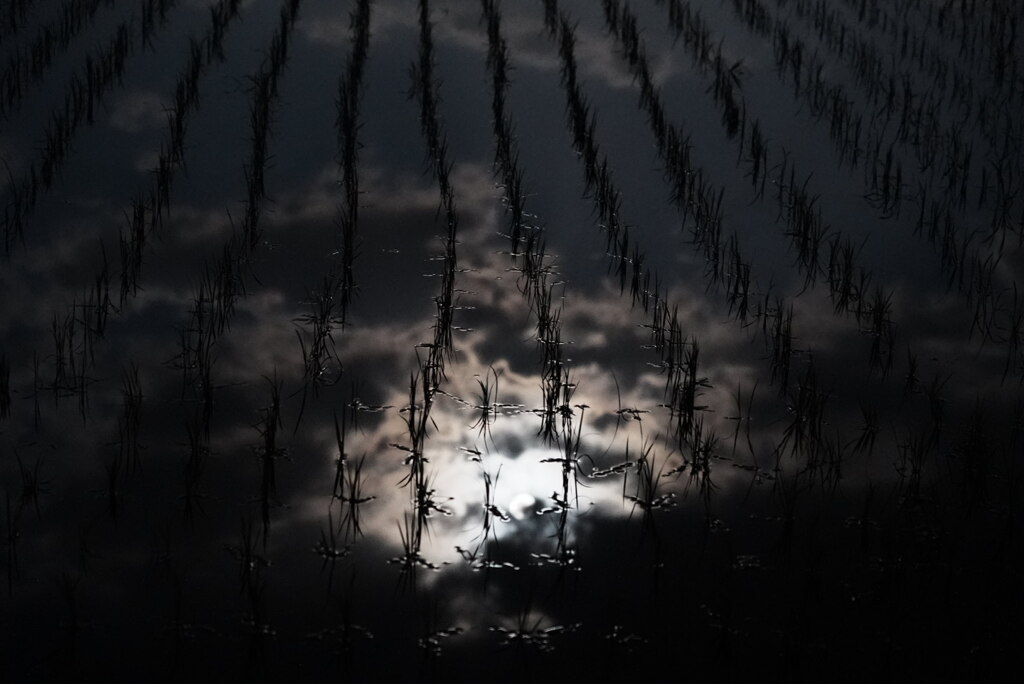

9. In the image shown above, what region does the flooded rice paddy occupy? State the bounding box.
[1,0,1022,679]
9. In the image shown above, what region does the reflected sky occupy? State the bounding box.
[1,0,1022,679]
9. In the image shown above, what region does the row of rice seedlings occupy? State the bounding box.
[482,1,587,573]
[2,0,178,254]
[312,4,375,600]
[385,0,466,589]
[0,0,116,120]
[482,0,527,256]
[292,0,370,427]
[388,372,451,590]
[483,8,586,573]
[241,2,298,250]
[334,0,370,325]
[119,0,243,305]
[411,0,465,378]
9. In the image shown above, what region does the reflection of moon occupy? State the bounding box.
[507,493,536,520]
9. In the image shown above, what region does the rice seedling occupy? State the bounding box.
[225,514,270,598]
[725,380,758,461]
[180,407,211,528]
[13,448,49,520]
[387,512,448,593]
[489,597,580,653]
[252,374,287,547]
[418,600,464,665]
[306,572,373,664]
[116,361,144,475]
[328,409,376,547]
[292,274,344,429]
[313,510,350,594]
[775,362,830,467]
[624,434,676,537]
[683,416,720,522]
[767,300,794,393]
[893,423,937,505]
[862,285,895,378]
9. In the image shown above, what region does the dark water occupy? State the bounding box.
[1,0,1022,679]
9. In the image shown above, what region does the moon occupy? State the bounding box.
[507,493,537,520]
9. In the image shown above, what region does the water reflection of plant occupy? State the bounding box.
[0,0,1021,677]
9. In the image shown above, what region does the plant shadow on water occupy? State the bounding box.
[1,0,1022,679]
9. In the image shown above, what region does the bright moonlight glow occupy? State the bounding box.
[507,493,536,520]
